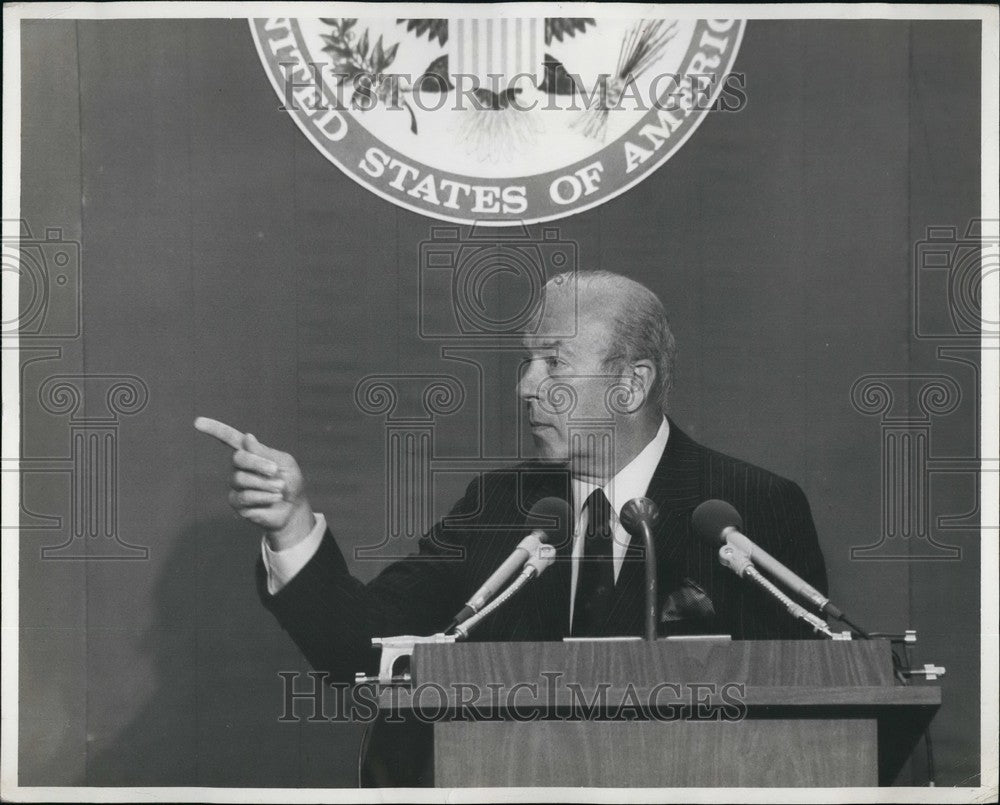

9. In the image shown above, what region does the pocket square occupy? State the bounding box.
[659,578,717,635]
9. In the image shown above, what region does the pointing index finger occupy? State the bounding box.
[194,416,245,451]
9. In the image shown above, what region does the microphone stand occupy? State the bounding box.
[638,520,658,641]
[621,498,660,641]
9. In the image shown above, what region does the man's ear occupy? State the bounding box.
[622,360,656,414]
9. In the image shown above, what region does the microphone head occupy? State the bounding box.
[619,497,660,534]
[526,496,572,549]
[691,499,743,548]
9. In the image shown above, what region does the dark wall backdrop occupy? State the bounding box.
[18,19,982,788]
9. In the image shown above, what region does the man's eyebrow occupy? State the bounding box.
[523,339,564,351]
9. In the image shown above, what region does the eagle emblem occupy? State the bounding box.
[251,16,745,224]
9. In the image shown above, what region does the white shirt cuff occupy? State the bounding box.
[261,512,327,595]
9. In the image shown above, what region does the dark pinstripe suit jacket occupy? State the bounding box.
[259,421,829,684]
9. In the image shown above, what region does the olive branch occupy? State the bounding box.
[319,18,419,132]
[320,18,399,78]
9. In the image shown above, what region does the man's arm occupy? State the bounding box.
[256,481,483,683]
[195,416,474,683]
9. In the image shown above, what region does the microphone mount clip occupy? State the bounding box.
[356,632,457,688]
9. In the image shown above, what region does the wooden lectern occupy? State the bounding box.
[378,639,940,787]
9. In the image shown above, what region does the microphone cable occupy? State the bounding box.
[869,631,937,785]
[356,719,373,788]
[834,611,872,639]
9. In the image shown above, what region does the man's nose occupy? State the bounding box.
[518,360,542,401]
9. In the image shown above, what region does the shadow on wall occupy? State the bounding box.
[82,516,364,787]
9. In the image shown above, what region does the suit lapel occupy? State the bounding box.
[512,462,574,640]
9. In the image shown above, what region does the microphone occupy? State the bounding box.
[447,496,571,630]
[449,513,563,641]
[716,542,834,636]
[620,497,660,641]
[691,499,843,619]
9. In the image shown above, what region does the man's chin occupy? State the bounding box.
[530,432,568,462]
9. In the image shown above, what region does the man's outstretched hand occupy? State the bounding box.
[194,416,315,551]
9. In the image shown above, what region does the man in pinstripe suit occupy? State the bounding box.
[197,269,827,785]
[200,270,828,678]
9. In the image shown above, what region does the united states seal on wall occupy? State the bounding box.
[251,16,745,224]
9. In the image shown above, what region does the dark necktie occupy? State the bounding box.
[571,488,616,636]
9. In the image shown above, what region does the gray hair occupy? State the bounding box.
[544,270,677,413]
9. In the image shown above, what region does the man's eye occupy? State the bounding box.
[545,356,561,369]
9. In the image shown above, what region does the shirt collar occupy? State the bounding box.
[571,416,670,521]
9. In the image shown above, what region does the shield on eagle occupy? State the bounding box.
[448,18,546,89]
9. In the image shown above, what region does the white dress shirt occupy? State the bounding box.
[263,418,672,619]
[568,416,670,627]
[261,512,327,596]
